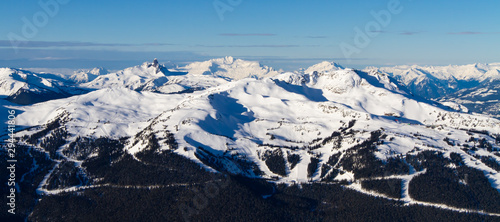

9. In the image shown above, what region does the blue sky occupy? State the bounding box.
[1,0,499,71]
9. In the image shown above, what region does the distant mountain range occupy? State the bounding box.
[366,63,500,118]
[1,58,500,221]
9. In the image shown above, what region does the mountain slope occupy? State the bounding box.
[0,68,84,105]
[12,87,186,140]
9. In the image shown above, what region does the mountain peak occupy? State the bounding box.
[305,61,344,74]
[142,58,161,69]
[140,58,172,75]
[153,58,159,67]
[70,67,109,83]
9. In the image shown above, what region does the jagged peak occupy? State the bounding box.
[153,58,159,67]
[138,58,171,75]
[142,58,161,69]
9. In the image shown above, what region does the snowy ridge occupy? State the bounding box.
[81,59,170,90]
[13,87,186,139]
[80,59,233,94]
[0,68,67,97]
[0,67,87,105]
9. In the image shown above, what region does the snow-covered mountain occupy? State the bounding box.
[0,68,64,97]
[3,59,500,220]
[81,59,173,90]
[304,61,344,74]
[0,68,84,104]
[368,63,500,85]
[80,57,275,94]
[69,67,109,83]
[180,56,281,80]
[7,63,500,215]
[366,63,500,118]
[13,87,186,139]
[125,67,499,182]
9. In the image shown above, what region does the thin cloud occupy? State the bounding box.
[196,44,300,48]
[0,48,211,69]
[219,33,276,36]
[400,31,420,35]
[240,45,298,48]
[141,43,175,46]
[0,40,174,48]
[370,30,390,34]
[448,31,487,35]
[305,36,328,39]
[244,57,368,61]
[31,57,72,61]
